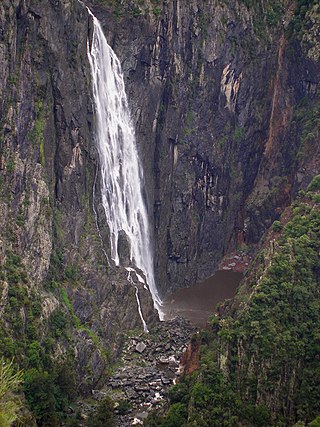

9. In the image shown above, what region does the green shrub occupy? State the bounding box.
[116,399,131,415]
[24,359,76,426]
[307,175,320,192]
[168,382,189,404]
[88,396,115,427]
[309,416,320,427]
[163,403,187,427]
[65,264,78,281]
[24,368,57,425]
[49,310,67,337]
[0,358,23,427]
[272,220,282,232]
[26,341,43,369]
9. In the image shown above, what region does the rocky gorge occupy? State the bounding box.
[99,317,195,426]
[0,0,319,425]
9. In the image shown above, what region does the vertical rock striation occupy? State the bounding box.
[0,0,319,416]
[0,0,156,397]
[88,0,319,295]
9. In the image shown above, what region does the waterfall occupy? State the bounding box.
[86,10,163,321]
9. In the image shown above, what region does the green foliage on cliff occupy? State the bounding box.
[287,0,318,36]
[94,0,162,19]
[0,358,23,427]
[29,99,46,166]
[294,96,320,163]
[0,250,81,425]
[88,396,115,427]
[148,178,320,426]
[239,0,284,36]
[24,357,76,426]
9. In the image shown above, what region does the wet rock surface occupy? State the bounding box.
[90,0,320,298]
[88,317,196,426]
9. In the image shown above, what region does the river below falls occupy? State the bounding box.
[102,271,243,426]
[162,270,243,328]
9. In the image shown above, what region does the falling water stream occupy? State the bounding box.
[87,10,163,328]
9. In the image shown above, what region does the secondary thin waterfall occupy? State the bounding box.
[87,11,163,319]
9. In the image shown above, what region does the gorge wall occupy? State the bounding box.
[0,0,156,402]
[148,177,320,426]
[0,0,319,423]
[89,0,319,296]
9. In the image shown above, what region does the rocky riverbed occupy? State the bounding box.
[78,317,196,426]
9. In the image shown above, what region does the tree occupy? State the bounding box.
[88,396,115,427]
[0,358,23,427]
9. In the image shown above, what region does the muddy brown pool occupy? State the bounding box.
[162,270,243,327]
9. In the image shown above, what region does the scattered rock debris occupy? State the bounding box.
[89,317,196,426]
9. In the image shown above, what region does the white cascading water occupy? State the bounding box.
[86,10,163,325]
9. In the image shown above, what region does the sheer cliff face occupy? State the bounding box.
[0,0,319,382]
[90,0,320,296]
[0,0,155,390]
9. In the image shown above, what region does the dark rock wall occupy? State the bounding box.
[89,0,319,296]
[0,0,155,391]
[0,0,319,391]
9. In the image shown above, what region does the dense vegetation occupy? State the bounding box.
[146,176,320,426]
[0,247,110,425]
[0,256,75,425]
[0,358,23,426]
